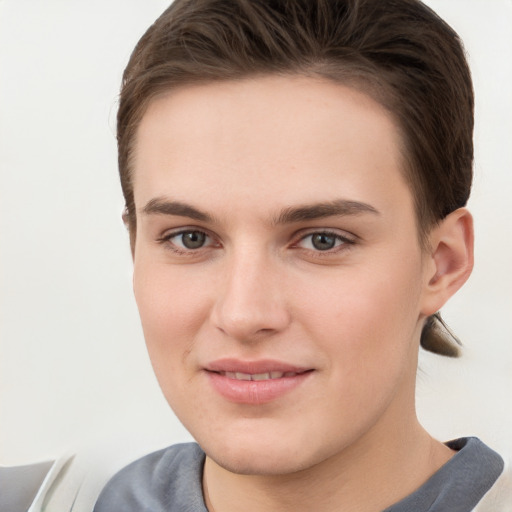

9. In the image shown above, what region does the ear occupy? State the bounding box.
[122,207,136,259]
[122,207,130,228]
[420,208,474,316]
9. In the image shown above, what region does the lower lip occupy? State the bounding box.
[206,371,312,405]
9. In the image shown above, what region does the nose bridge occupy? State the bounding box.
[211,243,290,340]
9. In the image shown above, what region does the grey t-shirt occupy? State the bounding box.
[94,437,504,512]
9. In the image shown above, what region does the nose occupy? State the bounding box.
[210,250,291,341]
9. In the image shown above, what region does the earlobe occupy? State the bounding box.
[421,208,474,316]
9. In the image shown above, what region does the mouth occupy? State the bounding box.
[204,359,313,404]
[216,370,303,381]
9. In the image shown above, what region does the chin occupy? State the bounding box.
[193,425,341,476]
[206,443,313,476]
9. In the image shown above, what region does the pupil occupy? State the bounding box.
[182,231,206,249]
[312,233,335,251]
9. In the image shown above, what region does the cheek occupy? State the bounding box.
[296,259,424,371]
[132,261,216,414]
[133,261,211,369]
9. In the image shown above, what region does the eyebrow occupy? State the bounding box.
[273,199,379,224]
[142,198,213,222]
[141,197,379,224]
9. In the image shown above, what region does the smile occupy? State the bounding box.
[219,371,300,381]
[205,361,313,404]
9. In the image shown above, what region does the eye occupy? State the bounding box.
[178,231,208,249]
[160,229,214,251]
[296,231,353,252]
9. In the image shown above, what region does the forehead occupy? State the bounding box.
[132,75,411,220]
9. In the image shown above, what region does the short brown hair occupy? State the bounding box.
[118,0,474,356]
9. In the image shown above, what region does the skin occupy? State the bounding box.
[131,75,473,512]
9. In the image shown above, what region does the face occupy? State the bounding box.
[132,76,432,475]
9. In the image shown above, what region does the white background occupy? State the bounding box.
[1,0,511,505]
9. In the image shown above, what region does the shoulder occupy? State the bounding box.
[386,437,507,512]
[93,442,207,512]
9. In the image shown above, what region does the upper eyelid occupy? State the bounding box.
[294,227,357,242]
[158,226,213,240]
[156,227,218,249]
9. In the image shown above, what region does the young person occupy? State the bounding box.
[94,0,509,510]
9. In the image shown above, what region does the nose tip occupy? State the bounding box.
[210,263,291,342]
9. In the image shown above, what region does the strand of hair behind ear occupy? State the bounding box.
[421,313,461,357]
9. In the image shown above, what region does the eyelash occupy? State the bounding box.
[156,229,217,255]
[156,228,356,256]
[293,230,355,254]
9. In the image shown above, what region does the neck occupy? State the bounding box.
[202,414,454,512]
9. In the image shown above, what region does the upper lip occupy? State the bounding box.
[204,358,311,375]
